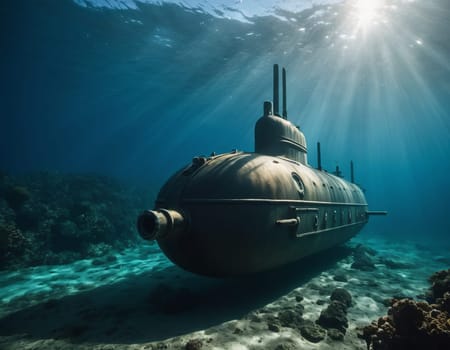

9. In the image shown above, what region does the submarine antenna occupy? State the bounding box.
[282,67,287,119]
[317,142,322,171]
[350,160,354,183]
[263,101,273,116]
[273,64,279,116]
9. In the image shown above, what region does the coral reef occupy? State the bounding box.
[330,287,353,308]
[3,185,30,212]
[298,320,326,342]
[317,300,348,334]
[361,269,450,350]
[0,223,29,267]
[316,287,352,338]
[185,338,203,350]
[0,172,150,269]
[256,287,353,343]
[428,269,450,302]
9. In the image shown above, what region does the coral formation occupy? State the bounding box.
[3,185,30,212]
[428,269,450,302]
[361,269,450,350]
[317,300,348,334]
[330,287,353,308]
[298,320,326,342]
[351,244,376,271]
[316,287,352,338]
[259,287,352,343]
[185,338,203,350]
[0,172,149,269]
[0,223,29,267]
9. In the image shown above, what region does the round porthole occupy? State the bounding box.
[291,173,305,199]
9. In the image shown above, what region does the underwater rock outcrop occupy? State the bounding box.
[317,288,352,332]
[330,287,353,308]
[351,244,376,271]
[185,338,204,350]
[0,172,149,269]
[317,300,349,334]
[314,287,352,341]
[299,320,326,342]
[361,269,450,350]
[428,269,450,302]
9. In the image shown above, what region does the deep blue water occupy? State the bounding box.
[1,0,449,243]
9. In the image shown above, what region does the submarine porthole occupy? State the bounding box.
[291,173,305,198]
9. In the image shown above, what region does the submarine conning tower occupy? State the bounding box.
[255,64,308,164]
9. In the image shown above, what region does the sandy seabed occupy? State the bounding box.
[1,233,449,350]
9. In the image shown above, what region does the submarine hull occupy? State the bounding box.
[137,64,382,277]
[159,203,366,276]
[149,152,368,277]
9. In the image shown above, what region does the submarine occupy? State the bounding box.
[137,64,386,277]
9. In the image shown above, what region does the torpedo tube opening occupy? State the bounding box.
[137,209,187,241]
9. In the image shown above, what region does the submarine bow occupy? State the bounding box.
[137,65,386,277]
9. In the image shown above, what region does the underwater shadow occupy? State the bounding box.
[0,245,351,345]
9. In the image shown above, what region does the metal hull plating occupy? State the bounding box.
[152,152,368,276]
[137,64,384,277]
[160,201,366,276]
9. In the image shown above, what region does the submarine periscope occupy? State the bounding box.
[137,64,386,277]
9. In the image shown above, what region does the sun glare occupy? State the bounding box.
[353,0,386,29]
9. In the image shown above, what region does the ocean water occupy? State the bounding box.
[2,0,449,240]
[0,0,449,349]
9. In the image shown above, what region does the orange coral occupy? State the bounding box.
[362,296,450,349]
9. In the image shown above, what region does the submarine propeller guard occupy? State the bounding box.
[137,64,386,277]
